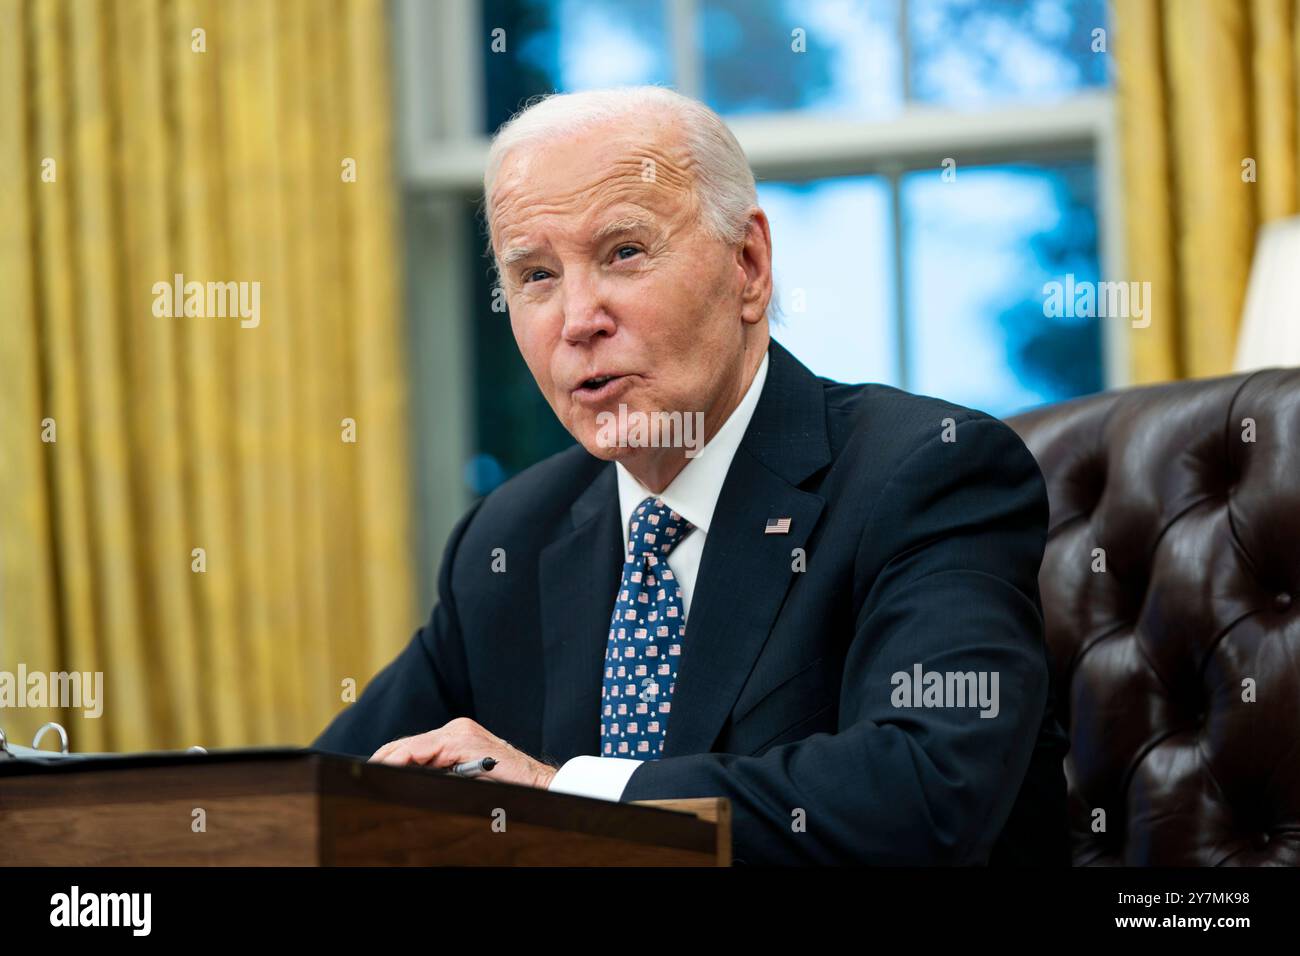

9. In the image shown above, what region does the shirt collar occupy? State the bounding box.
[615,352,770,543]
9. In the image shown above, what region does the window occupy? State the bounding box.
[398,0,1116,503]
[482,0,675,133]
[902,161,1103,410]
[907,0,1109,109]
[699,0,903,117]
[758,176,898,387]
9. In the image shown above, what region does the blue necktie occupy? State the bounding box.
[600,496,695,759]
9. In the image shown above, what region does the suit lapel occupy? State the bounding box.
[663,447,825,756]
[537,340,834,763]
[538,465,623,764]
[664,340,833,757]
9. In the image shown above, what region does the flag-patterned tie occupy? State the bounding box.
[600,496,695,759]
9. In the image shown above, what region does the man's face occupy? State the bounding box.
[489,113,766,471]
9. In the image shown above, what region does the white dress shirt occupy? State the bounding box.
[548,353,771,801]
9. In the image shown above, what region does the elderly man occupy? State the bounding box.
[314,86,1069,865]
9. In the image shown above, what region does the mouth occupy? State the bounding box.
[572,373,633,404]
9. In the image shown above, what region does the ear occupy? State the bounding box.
[735,208,773,326]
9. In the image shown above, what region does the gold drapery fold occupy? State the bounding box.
[1115,0,1300,382]
[0,0,414,752]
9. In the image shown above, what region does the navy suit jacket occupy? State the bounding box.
[314,340,1069,865]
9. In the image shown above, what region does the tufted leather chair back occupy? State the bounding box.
[1006,369,1300,866]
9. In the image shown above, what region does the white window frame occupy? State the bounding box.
[395,0,1127,391]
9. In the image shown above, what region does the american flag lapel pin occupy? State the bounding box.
[765,516,792,535]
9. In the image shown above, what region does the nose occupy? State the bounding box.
[559,269,616,345]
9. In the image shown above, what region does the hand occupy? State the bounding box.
[368,717,558,790]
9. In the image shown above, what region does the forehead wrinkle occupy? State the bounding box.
[499,190,690,270]
[491,133,700,252]
[617,141,697,193]
[497,164,685,229]
[496,195,686,269]
[499,205,666,270]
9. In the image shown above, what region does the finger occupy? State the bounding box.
[403,736,444,765]
[407,731,466,766]
[378,743,415,766]
[369,737,408,762]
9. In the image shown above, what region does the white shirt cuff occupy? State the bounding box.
[548,755,643,802]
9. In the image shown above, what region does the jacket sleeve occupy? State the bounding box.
[311,500,483,757]
[619,416,1055,865]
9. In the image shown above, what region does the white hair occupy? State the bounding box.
[482,86,779,322]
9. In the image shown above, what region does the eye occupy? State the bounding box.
[613,244,642,261]
[522,268,551,284]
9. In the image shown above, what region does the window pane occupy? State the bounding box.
[908,0,1110,109]
[464,211,575,496]
[700,0,902,118]
[482,0,673,133]
[902,163,1102,416]
[759,176,898,386]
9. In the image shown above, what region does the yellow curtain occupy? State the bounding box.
[1115,0,1300,382]
[0,0,414,753]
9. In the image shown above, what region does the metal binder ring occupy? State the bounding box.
[32,722,70,754]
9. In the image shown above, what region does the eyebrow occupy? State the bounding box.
[499,214,657,268]
[590,214,655,245]
[500,244,538,267]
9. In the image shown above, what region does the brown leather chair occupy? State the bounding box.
[1006,369,1300,866]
